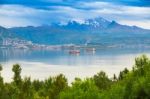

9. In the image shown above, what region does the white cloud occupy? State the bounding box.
[78,1,150,18]
[0,2,150,29]
[77,1,150,29]
[0,5,96,27]
[0,17,37,27]
[119,20,150,29]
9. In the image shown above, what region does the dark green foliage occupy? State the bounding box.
[113,74,117,81]
[118,68,129,80]
[0,64,4,98]
[59,78,100,99]
[93,71,112,90]
[0,65,2,71]
[50,74,68,99]
[12,64,22,86]
[0,55,150,99]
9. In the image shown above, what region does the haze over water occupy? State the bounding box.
[0,48,150,83]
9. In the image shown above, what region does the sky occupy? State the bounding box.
[0,0,150,29]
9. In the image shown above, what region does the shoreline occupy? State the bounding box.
[1,60,133,84]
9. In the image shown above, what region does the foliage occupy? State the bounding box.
[0,55,150,99]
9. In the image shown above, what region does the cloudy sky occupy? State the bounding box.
[0,0,150,29]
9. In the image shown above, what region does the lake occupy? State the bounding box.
[0,47,150,83]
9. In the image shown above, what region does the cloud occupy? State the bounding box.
[119,20,150,29]
[0,5,47,27]
[1,0,150,7]
[0,1,150,29]
[76,1,150,29]
[0,4,97,27]
[84,0,150,7]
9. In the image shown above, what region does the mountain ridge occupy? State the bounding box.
[0,17,150,46]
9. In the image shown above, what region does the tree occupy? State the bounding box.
[135,55,149,75]
[93,71,112,90]
[0,55,150,99]
[135,55,148,69]
[12,64,22,86]
[21,77,33,99]
[51,74,68,99]
[0,64,2,71]
[59,78,100,99]
[113,74,117,81]
[0,64,3,86]
[118,68,129,80]
[0,64,4,98]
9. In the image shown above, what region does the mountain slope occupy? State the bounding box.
[0,26,15,45]
[6,17,150,46]
[0,26,15,38]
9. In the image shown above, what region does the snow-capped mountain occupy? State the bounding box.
[84,17,111,28]
[0,17,150,46]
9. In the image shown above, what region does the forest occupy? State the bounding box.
[0,55,150,99]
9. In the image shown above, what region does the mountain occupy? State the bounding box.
[0,26,34,48]
[2,17,150,47]
[0,26,15,38]
[84,17,111,28]
[0,26,15,45]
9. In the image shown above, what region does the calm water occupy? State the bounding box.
[0,48,150,83]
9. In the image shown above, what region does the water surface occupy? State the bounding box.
[0,48,149,83]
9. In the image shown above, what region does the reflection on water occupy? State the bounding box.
[0,48,150,83]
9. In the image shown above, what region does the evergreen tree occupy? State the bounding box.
[12,64,22,86]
